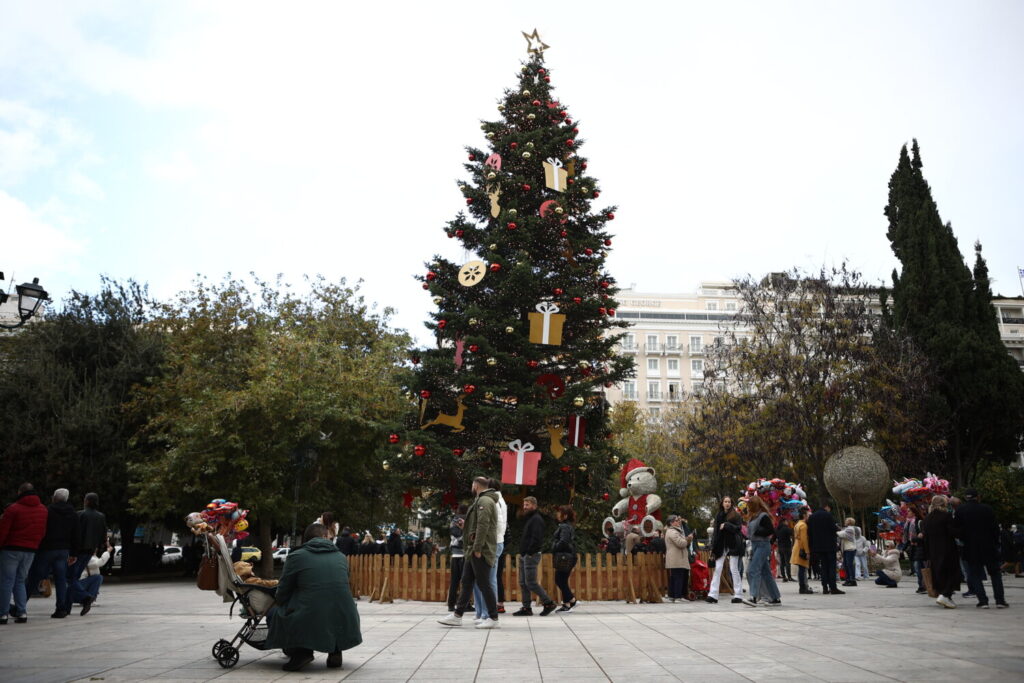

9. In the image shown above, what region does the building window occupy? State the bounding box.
[692,381,704,396]
[647,358,660,373]
[622,381,636,399]
[666,335,678,349]
[648,407,660,419]
[667,359,679,371]
[646,334,658,350]
[725,302,736,311]
[667,382,680,400]
[622,333,635,350]
[689,335,702,352]
[706,302,718,311]
[713,336,725,347]
[647,381,660,399]
[691,359,704,374]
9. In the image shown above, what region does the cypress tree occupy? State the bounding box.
[884,140,1024,485]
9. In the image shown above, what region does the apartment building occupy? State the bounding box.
[607,285,1024,418]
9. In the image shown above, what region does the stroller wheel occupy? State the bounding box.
[212,639,231,659]
[216,645,240,668]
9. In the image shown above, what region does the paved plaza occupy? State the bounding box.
[1,576,1022,682]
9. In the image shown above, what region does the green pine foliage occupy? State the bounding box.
[383,52,635,528]
[883,140,1024,485]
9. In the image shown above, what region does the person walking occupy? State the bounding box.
[664,515,693,602]
[922,494,961,609]
[553,505,579,613]
[27,488,78,618]
[438,476,500,629]
[907,513,927,593]
[838,518,860,587]
[955,489,1007,609]
[790,507,813,594]
[706,496,745,604]
[807,501,844,595]
[472,479,506,622]
[0,483,49,624]
[775,519,794,582]
[66,492,107,617]
[743,496,782,607]
[513,496,557,616]
[445,505,467,616]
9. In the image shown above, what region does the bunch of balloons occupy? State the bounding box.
[891,472,949,505]
[196,498,249,542]
[743,478,807,520]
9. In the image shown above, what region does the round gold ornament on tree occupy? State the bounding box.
[573,396,585,407]
[382,460,390,470]
[486,357,497,366]
[505,326,515,333]
[527,113,536,120]
[458,261,487,287]
[523,151,532,159]
[487,172,497,180]
[432,296,443,305]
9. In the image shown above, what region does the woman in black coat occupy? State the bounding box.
[922,495,961,608]
[706,496,746,604]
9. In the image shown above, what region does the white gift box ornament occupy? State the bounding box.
[543,157,568,192]
[501,439,542,486]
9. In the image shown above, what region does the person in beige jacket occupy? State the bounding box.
[664,515,694,602]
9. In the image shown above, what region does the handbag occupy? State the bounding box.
[197,553,219,591]
[554,552,576,572]
[921,567,937,598]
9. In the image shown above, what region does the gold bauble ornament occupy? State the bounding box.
[487,357,497,366]
[480,123,487,130]
[486,132,495,138]
[573,397,585,407]
[489,243,498,250]
[382,460,390,470]
[527,113,536,120]
[526,142,535,149]
[498,104,506,111]
[578,361,591,369]
[508,208,518,216]
[487,172,496,180]
[522,89,531,96]
[477,446,487,453]
[611,455,620,465]
[522,151,532,159]
[578,464,588,472]
[505,326,514,333]
[432,296,443,305]
[485,391,495,399]
[521,66,528,73]
[469,318,479,325]
[555,207,564,214]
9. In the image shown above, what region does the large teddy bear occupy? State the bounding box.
[603,458,663,539]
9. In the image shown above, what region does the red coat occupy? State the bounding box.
[0,492,49,551]
[625,494,661,526]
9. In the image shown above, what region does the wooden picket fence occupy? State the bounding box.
[348,550,734,604]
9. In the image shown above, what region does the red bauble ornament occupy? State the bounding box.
[527,359,539,368]
[572,296,582,304]
[468,344,479,352]
[489,263,501,272]
[466,198,474,204]
[601,293,609,300]
[600,281,610,289]
[606,212,615,220]
[426,271,437,281]
[463,384,476,394]
[565,118,573,125]
[567,178,574,185]
[455,229,464,237]
[598,307,607,315]
[452,448,465,457]
[581,162,588,170]
[521,183,531,191]
[532,99,541,106]
[437,320,447,328]
[560,230,568,238]
[573,128,579,135]
[447,232,455,238]
[544,76,551,83]
[421,283,429,290]
[553,287,564,296]
[510,142,518,149]
[560,465,571,473]
[604,238,612,246]
[584,248,594,256]
[560,110,568,118]
[593,191,601,198]
[507,222,517,230]
[602,492,610,501]
[565,139,575,146]
[538,68,546,74]
[468,154,476,161]
[411,356,421,365]
[413,445,426,457]
[608,308,616,316]
[419,390,431,399]
[388,434,400,444]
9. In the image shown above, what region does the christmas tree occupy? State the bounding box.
[383,31,634,533]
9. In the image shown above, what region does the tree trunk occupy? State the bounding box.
[259,516,274,578]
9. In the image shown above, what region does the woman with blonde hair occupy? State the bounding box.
[743,496,782,607]
[922,495,961,608]
[837,517,860,587]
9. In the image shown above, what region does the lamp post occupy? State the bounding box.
[0,273,50,330]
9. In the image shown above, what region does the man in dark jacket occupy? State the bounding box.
[336,528,357,556]
[956,489,1007,608]
[386,528,404,557]
[775,520,794,582]
[438,476,500,628]
[513,496,557,617]
[28,488,79,618]
[806,501,844,595]
[65,492,106,616]
[0,483,49,623]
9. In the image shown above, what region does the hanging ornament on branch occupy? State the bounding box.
[420,395,467,433]
[536,373,566,399]
[501,439,542,486]
[528,302,565,345]
[543,157,568,192]
[484,153,502,171]
[568,415,587,447]
[545,418,566,459]
[486,184,502,218]
[458,260,487,287]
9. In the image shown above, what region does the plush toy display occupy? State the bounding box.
[602,458,663,538]
[877,472,950,541]
[232,561,279,588]
[186,498,250,542]
[743,477,807,521]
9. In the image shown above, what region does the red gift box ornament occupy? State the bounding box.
[500,439,542,486]
[568,415,587,447]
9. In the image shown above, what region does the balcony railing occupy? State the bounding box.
[1002,316,1024,324]
[647,392,661,401]
[688,344,704,355]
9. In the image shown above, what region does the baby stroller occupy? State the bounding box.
[205,534,277,668]
[688,556,710,602]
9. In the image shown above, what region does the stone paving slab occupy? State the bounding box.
[0,577,1020,681]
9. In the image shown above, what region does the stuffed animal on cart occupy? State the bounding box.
[185,512,213,535]
[232,561,279,588]
[602,458,663,538]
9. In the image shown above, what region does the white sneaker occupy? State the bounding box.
[437,614,463,626]
[475,618,499,629]
[936,595,957,609]
[473,618,484,625]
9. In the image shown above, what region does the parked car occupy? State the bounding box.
[161,546,183,564]
[273,547,290,564]
[240,547,262,562]
[112,545,122,569]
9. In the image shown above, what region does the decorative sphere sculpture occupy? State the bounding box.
[823,446,890,509]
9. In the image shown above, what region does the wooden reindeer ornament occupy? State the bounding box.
[421,394,467,433]
[486,184,502,218]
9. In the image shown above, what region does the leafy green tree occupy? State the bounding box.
[884,141,1024,485]
[129,275,410,574]
[0,278,164,546]
[382,47,633,536]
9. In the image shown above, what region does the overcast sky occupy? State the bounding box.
[2,1,1022,342]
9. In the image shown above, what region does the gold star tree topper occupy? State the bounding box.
[522,28,549,55]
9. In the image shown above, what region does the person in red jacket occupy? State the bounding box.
[0,483,49,624]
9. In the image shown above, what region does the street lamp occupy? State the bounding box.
[0,273,50,330]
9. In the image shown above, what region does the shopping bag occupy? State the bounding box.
[921,567,937,598]
[197,554,219,591]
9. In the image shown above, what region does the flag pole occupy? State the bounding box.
[1019,266,1024,297]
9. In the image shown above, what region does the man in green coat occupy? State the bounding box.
[265,523,362,671]
[438,476,500,629]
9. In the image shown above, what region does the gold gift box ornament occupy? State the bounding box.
[528,302,565,346]
[542,157,568,192]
